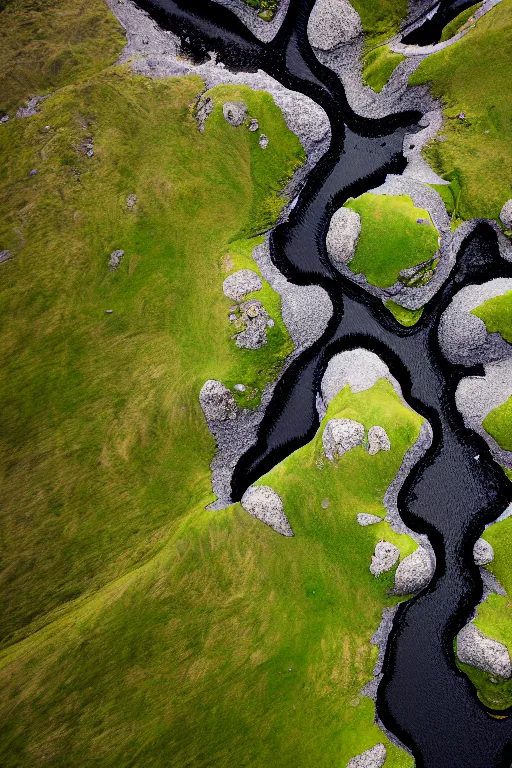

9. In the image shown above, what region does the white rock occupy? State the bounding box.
[222,101,247,127]
[370,541,400,576]
[367,426,391,455]
[234,383,246,393]
[259,133,269,149]
[393,546,433,595]
[357,513,382,526]
[326,207,361,265]
[321,349,397,405]
[199,380,238,421]
[223,269,262,301]
[307,0,362,51]
[347,743,386,768]
[500,199,512,229]
[241,485,294,536]
[473,538,494,566]
[322,418,365,461]
[109,249,124,270]
[457,623,512,678]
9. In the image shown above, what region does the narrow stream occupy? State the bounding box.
[134,0,512,764]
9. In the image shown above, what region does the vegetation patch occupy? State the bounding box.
[385,300,424,327]
[483,395,512,452]
[345,193,439,288]
[243,0,280,21]
[409,0,512,220]
[471,290,512,344]
[350,0,409,50]
[440,2,483,42]
[362,45,405,92]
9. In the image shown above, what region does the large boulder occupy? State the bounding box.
[457,623,512,678]
[322,417,365,461]
[307,0,362,51]
[473,538,494,566]
[223,269,262,302]
[222,101,247,127]
[326,207,361,265]
[357,513,382,526]
[370,541,400,576]
[347,743,386,768]
[393,546,433,595]
[500,199,512,229]
[366,426,391,456]
[241,485,294,536]
[199,380,238,422]
[235,300,272,350]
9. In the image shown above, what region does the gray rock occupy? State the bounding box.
[367,426,391,456]
[196,95,214,132]
[248,117,259,132]
[0,250,12,264]
[457,623,512,678]
[307,0,362,51]
[15,94,49,118]
[29,169,38,177]
[326,207,361,265]
[241,485,294,536]
[199,379,238,422]
[347,743,386,768]
[322,417,365,461]
[357,513,382,526]
[500,199,512,230]
[259,133,269,149]
[126,194,137,209]
[474,538,494,566]
[321,349,399,405]
[370,541,400,576]
[109,249,125,270]
[0,115,9,124]
[321,498,329,509]
[105,309,113,314]
[222,269,262,301]
[393,546,433,594]
[222,101,247,127]
[234,383,246,392]
[235,300,270,350]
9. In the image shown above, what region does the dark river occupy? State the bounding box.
[133,0,512,764]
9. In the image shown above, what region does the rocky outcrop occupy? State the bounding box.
[0,250,11,264]
[223,269,262,302]
[347,743,386,768]
[307,0,362,51]
[195,94,214,132]
[501,199,512,229]
[438,279,512,366]
[241,485,294,536]
[222,101,247,127]
[367,426,391,456]
[234,300,273,350]
[474,538,494,566]
[326,207,361,265]
[322,417,364,461]
[109,249,124,270]
[357,513,382,526]
[199,380,238,422]
[393,546,434,595]
[211,0,291,44]
[321,349,401,406]
[457,623,512,679]
[15,94,50,118]
[370,541,400,576]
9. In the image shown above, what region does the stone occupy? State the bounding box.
[366,426,391,456]
[235,300,270,350]
[29,169,38,176]
[241,485,294,536]
[474,538,494,566]
[322,418,365,461]
[393,546,433,594]
[222,269,262,301]
[457,623,512,678]
[347,743,386,768]
[0,249,12,264]
[248,118,259,132]
[457,111,466,120]
[326,207,361,265]
[416,217,431,225]
[321,498,329,509]
[500,199,512,230]
[307,0,362,51]
[15,95,48,118]
[234,383,246,392]
[199,379,238,422]
[357,513,382,526]
[105,309,113,314]
[196,95,214,132]
[259,133,269,149]
[0,115,9,124]
[109,249,125,270]
[370,541,400,576]
[126,194,137,209]
[222,101,247,127]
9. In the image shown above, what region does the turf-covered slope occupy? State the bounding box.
[0,378,420,767]
[0,63,304,646]
[409,0,512,220]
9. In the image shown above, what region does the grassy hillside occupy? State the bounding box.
[472,290,512,344]
[409,0,512,220]
[362,46,405,93]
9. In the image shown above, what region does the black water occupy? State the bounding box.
[401,0,481,46]
[137,0,512,764]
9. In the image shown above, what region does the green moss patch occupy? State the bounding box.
[385,300,424,327]
[243,0,280,20]
[440,2,483,42]
[362,46,405,92]
[409,0,512,220]
[472,290,512,344]
[345,193,440,288]
[482,395,512,451]
[350,0,409,50]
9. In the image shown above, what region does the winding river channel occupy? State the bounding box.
[134,0,512,764]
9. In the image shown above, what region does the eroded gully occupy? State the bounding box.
[132,0,512,764]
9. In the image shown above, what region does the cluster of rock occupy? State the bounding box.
[222,100,269,148]
[211,0,291,44]
[501,199,512,230]
[199,379,238,422]
[223,268,274,350]
[322,417,390,462]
